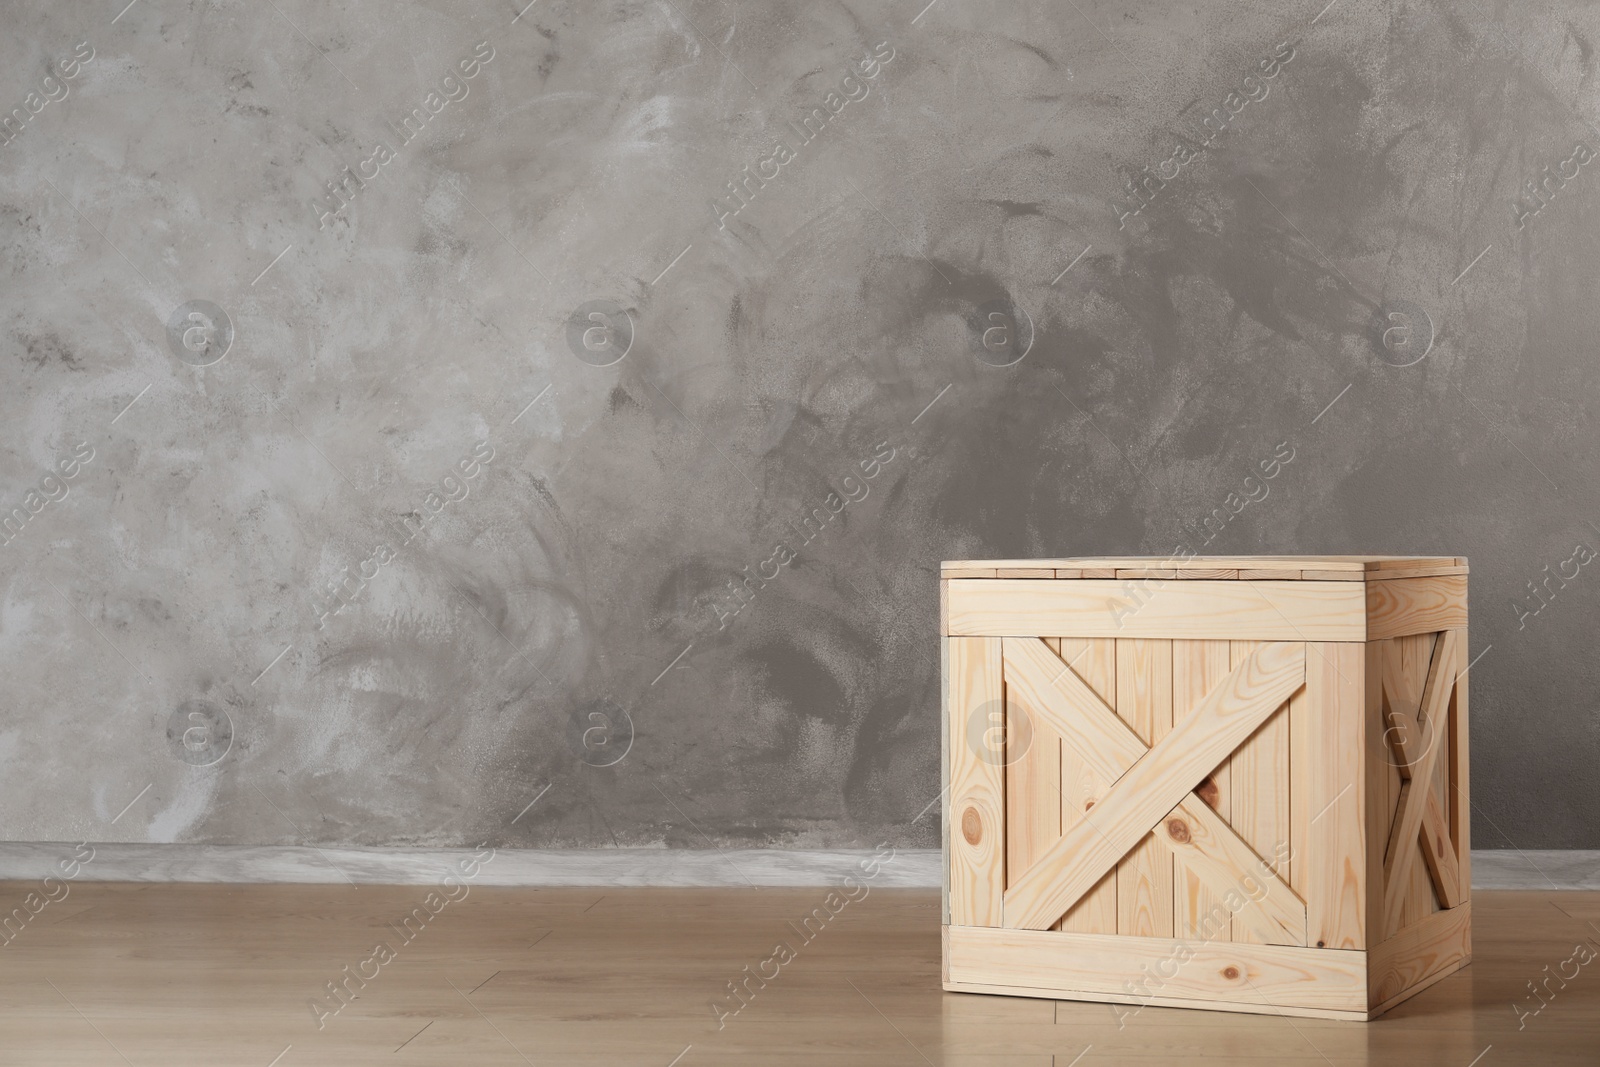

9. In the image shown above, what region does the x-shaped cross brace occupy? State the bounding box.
[1000,638,1307,941]
[1380,629,1463,931]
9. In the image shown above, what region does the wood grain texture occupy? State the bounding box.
[943,556,1462,578]
[1382,630,1460,936]
[1116,638,1174,938]
[1367,575,1468,640]
[947,636,1005,926]
[1053,637,1118,934]
[1365,640,1393,945]
[1451,629,1472,907]
[0,881,1571,1062]
[946,924,1366,1013]
[1155,798,1306,946]
[1229,640,1290,944]
[1003,646,1061,900]
[1003,644,1306,931]
[1306,643,1367,950]
[945,580,1367,640]
[1288,672,1311,936]
[1004,637,1303,943]
[1398,633,1439,929]
[1367,901,1472,1009]
[1174,639,1233,941]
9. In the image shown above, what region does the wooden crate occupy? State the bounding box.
[940,555,1470,1021]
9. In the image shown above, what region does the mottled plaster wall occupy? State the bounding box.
[0,0,1595,851]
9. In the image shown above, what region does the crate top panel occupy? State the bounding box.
[940,556,1467,581]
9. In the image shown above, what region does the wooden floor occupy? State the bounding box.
[0,884,1596,1065]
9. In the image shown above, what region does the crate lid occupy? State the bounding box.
[940,556,1467,580]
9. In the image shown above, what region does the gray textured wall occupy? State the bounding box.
[1,0,1595,852]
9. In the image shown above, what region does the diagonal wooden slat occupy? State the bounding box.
[1380,670,1426,771]
[1004,637,1306,942]
[1002,643,1306,931]
[1418,788,1463,909]
[1381,629,1459,932]
[1002,637,1144,780]
[1380,649,1462,910]
[1158,797,1307,945]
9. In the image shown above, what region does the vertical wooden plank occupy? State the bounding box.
[947,636,1004,926]
[1115,638,1174,938]
[1451,628,1471,909]
[942,635,950,927]
[1308,642,1366,950]
[1172,639,1232,941]
[1055,637,1117,934]
[1289,676,1311,912]
[1230,640,1292,943]
[1365,640,1390,946]
[1005,640,1061,892]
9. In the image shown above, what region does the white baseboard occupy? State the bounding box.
[0,844,1593,889]
[1469,849,1600,890]
[0,843,942,887]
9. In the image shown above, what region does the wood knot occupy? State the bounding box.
[1196,777,1221,808]
[1222,966,1240,981]
[1165,818,1191,845]
[961,807,982,846]
[1083,799,1095,811]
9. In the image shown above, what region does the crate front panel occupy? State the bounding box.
[946,633,1366,951]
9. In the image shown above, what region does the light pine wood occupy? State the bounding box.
[1382,631,1463,911]
[942,557,1473,1023]
[1155,797,1307,946]
[945,579,1367,640]
[1418,788,1464,910]
[1173,639,1233,941]
[1382,630,1460,935]
[1288,665,1312,934]
[1367,901,1472,1009]
[946,636,1005,926]
[942,976,1370,1021]
[1305,642,1367,950]
[1364,562,1471,580]
[1002,637,1303,943]
[1229,640,1290,944]
[943,565,999,578]
[1366,575,1468,640]
[1003,644,1306,931]
[1450,627,1472,905]
[946,924,1367,1013]
[1003,646,1061,903]
[1401,633,1440,928]
[1052,637,1118,934]
[1115,638,1175,939]
[943,556,1465,579]
[1365,639,1392,946]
